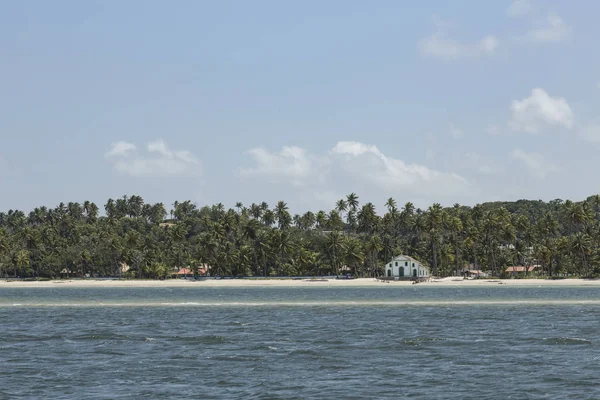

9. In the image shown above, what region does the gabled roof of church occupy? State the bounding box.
[389,255,425,266]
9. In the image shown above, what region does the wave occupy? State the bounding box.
[402,337,448,346]
[541,337,593,345]
[170,335,230,344]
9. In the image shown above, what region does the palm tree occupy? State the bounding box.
[235,202,244,215]
[346,193,359,212]
[426,203,443,275]
[365,235,383,277]
[262,209,276,227]
[345,193,360,231]
[384,198,400,260]
[358,203,378,234]
[174,200,197,220]
[343,236,365,276]
[325,231,343,275]
[79,249,92,277]
[567,203,589,234]
[385,198,397,214]
[248,203,262,220]
[115,196,129,219]
[105,199,116,221]
[0,229,8,277]
[327,210,344,232]
[447,215,464,274]
[83,201,99,222]
[11,249,30,278]
[571,232,592,276]
[296,246,318,275]
[335,199,348,221]
[268,229,283,275]
[254,230,271,276]
[402,202,415,220]
[315,211,328,231]
[300,211,316,230]
[149,203,167,224]
[128,195,144,218]
[275,201,291,230]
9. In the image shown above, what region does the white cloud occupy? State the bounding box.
[147,140,171,157]
[418,18,497,60]
[418,33,498,60]
[511,148,557,179]
[239,146,324,186]
[330,141,470,197]
[419,4,568,61]
[508,0,534,17]
[331,141,378,157]
[508,1,571,44]
[147,139,198,164]
[105,139,201,177]
[105,141,136,157]
[580,124,600,143]
[525,12,571,43]
[509,88,574,133]
[478,165,499,175]
[240,141,473,207]
[450,124,464,139]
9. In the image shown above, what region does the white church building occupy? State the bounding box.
[384,255,430,278]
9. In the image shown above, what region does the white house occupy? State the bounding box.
[384,255,430,278]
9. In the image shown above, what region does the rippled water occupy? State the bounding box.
[1,286,599,399]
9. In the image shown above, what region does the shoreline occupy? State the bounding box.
[1,277,600,288]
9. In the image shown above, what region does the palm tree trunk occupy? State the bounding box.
[581,248,588,276]
[431,240,437,275]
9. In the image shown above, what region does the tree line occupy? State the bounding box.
[1,193,599,279]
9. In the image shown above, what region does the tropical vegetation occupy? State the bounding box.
[1,194,600,279]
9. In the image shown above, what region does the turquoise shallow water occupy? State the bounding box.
[1,287,599,399]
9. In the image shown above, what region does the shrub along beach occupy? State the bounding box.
[1,193,600,281]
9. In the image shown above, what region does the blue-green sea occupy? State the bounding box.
[1,286,599,399]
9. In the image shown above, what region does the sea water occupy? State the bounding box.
[1,286,599,399]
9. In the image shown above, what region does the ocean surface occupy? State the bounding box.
[1,285,600,399]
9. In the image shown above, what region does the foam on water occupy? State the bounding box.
[3,299,600,307]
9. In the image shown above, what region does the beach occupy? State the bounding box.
[1,277,599,288]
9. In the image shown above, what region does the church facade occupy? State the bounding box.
[384,255,430,278]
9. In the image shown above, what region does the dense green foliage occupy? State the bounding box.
[1,194,600,279]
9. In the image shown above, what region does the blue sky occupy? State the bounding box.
[2,0,600,213]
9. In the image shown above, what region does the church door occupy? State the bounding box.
[399,267,404,277]
[387,269,391,277]
[413,269,417,277]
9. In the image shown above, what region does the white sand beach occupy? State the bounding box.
[1,277,599,288]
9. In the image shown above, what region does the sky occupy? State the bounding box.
[2,0,600,214]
